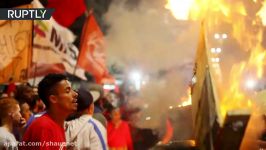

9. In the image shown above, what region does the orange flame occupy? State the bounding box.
[220,63,251,118]
[178,87,192,107]
[166,0,266,121]
[220,47,265,119]
[257,1,266,26]
[165,0,231,20]
[165,0,194,20]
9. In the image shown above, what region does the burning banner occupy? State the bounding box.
[0,4,33,83]
[165,0,266,149]
[165,0,266,125]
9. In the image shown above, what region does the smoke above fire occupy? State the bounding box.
[105,0,198,130]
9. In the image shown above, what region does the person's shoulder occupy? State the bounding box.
[0,127,7,134]
[0,128,17,145]
[91,118,106,132]
[29,113,53,129]
[65,115,92,132]
[66,115,91,125]
[0,127,14,138]
[91,118,103,126]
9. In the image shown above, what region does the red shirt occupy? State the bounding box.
[20,113,66,150]
[107,121,133,150]
[6,83,16,97]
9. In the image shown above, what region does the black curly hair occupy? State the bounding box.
[38,74,67,109]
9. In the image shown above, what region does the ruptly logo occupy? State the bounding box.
[0,8,54,20]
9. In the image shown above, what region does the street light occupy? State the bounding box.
[216,48,222,53]
[214,33,220,39]
[222,33,227,39]
[129,71,142,90]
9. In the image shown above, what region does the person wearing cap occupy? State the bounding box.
[80,82,108,128]
[65,88,108,150]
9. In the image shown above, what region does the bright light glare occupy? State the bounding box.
[103,84,115,90]
[257,1,266,26]
[214,33,220,39]
[245,79,257,89]
[222,33,227,39]
[146,116,151,121]
[192,76,197,84]
[165,0,194,20]
[169,106,173,109]
[211,58,220,63]
[211,48,216,53]
[216,48,222,53]
[211,48,222,53]
[130,71,142,90]
[130,71,141,81]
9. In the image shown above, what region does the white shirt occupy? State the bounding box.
[65,115,108,150]
[0,127,18,150]
[90,117,108,149]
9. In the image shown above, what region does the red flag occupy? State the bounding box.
[77,13,108,83]
[47,0,86,27]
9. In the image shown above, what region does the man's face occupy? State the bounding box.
[11,104,25,127]
[52,80,78,115]
[22,87,34,103]
[112,109,121,122]
[20,102,32,121]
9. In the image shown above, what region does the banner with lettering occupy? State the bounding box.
[29,0,85,79]
[0,5,33,83]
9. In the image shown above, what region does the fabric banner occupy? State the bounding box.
[192,23,220,150]
[192,23,209,124]
[30,0,85,80]
[77,13,109,83]
[0,5,33,83]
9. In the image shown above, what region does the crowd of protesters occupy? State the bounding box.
[0,73,133,150]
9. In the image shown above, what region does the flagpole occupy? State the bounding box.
[73,9,94,79]
[31,20,37,87]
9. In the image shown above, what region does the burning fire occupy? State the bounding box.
[220,63,252,118]
[178,87,192,107]
[165,0,231,20]
[220,48,266,119]
[257,1,266,26]
[165,0,194,20]
[166,0,266,121]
